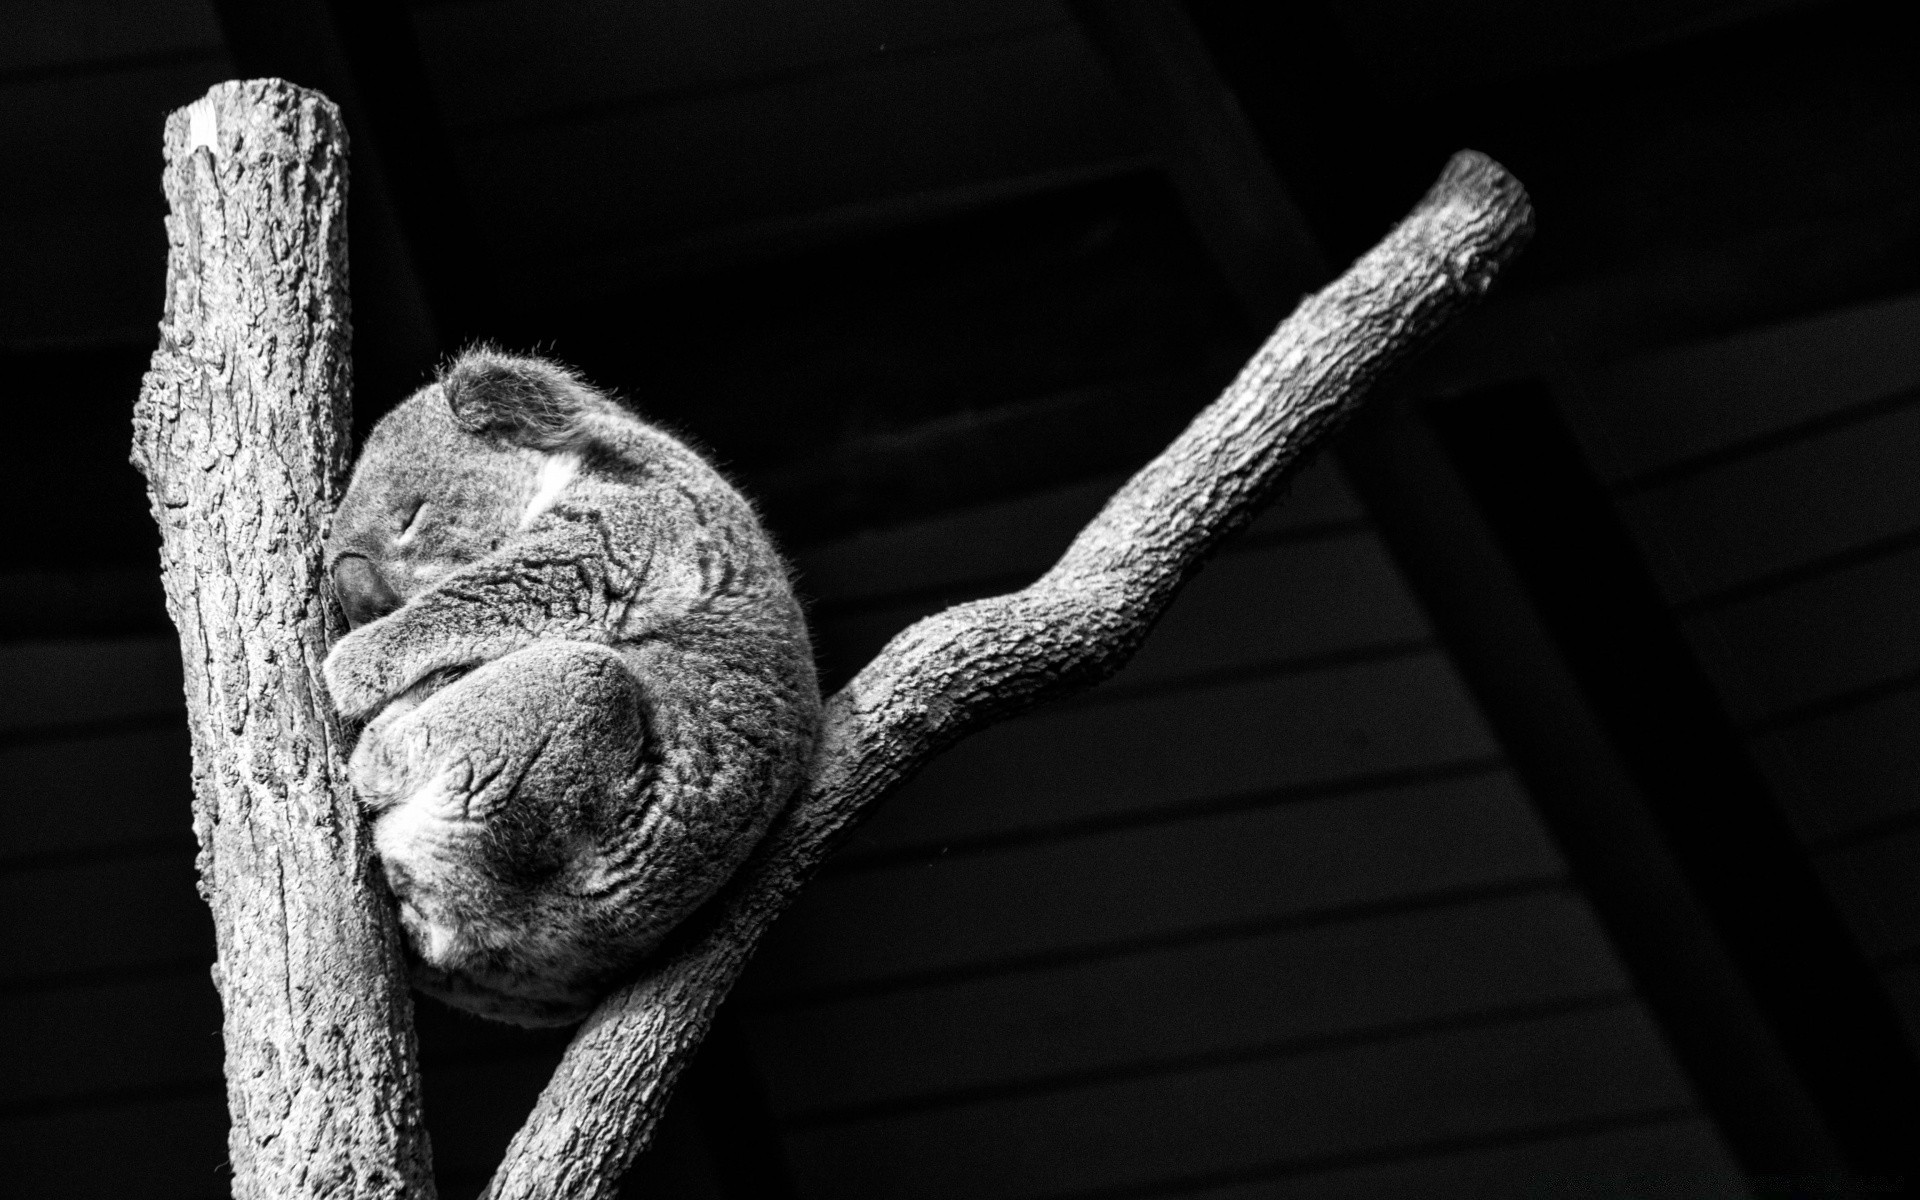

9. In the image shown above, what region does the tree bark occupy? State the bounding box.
[132,80,435,1200]
[484,150,1533,1200]
[139,79,1530,1200]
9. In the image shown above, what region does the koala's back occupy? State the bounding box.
[325,351,821,1025]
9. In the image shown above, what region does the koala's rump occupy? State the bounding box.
[353,644,652,996]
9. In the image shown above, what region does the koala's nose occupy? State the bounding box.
[333,554,403,627]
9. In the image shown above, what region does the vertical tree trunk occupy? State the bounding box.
[135,76,1530,1200]
[131,79,435,1200]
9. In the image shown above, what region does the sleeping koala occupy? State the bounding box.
[323,349,820,1026]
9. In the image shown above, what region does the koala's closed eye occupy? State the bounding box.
[396,500,426,538]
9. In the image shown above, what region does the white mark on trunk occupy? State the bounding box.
[187,98,218,153]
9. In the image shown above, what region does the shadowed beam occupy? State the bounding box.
[1075,0,1909,1182]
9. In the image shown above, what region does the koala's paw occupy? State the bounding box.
[323,627,403,721]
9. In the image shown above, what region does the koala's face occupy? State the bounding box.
[328,387,544,627]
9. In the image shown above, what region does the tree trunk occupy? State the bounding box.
[131,79,435,1200]
[136,80,1530,1200]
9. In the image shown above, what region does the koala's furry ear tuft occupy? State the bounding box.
[441,348,596,449]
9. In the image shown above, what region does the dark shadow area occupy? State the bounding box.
[1430,380,1920,1184]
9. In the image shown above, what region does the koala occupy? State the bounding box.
[323,348,820,1027]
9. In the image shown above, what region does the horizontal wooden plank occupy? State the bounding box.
[837,649,1501,857]
[1617,393,1920,604]
[796,474,1117,606]
[0,637,183,737]
[779,1002,1695,1200]
[452,25,1141,296]
[415,0,1058,129]
[744,887,1617,1118]
[1172,1114,1743,1200]
[813,527,1425,696]
[1814,828,1920,961]
[1682,539,1920,725]
[0,969,219,1107]
[747,770,1562,1001]
[0,1090,229,1199]
[1096,531,1428,691]
[795,456,1362,607]
[0,852,209,985]
[1746,683,1920,844]
[0,724,193,863]
[1559,288,1920,482]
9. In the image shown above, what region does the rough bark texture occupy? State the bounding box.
[131,80,435,1200]
[484,150,1534,1200]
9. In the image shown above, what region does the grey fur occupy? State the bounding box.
[323,349,820,1026]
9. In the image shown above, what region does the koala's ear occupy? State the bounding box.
[440,349,595,449]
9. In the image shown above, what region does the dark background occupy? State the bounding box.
[6,1,1920,1197]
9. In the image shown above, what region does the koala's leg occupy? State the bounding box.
[324,514,642,719]
[350,639,651,1023]
[579,626,821,941]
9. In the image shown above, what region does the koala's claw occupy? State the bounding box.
[324,635,398,721]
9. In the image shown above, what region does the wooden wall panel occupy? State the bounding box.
[751,770,1557,999]
[445,25,1141,295]
[0,1092,230,1200]
[0,638,184,735]
[1558,288,1920,482]
[1106,530,1427,686]
[0,852,208,985]
[413,0,1059,129]
[794,457,1364,606]
[0,630,221,1199]
[1813,829,1920,961]
[1682,543,1920,726]
[740,469,1736,1197]
[1747,689,1920,845]
[747,887,1617,1119]
[831,650,1500,859]
[0,970,220,1108]
[1552,287,1920,1071]
[780,1003,1700,1200]
[0,725,194,862]
[1616,392,1920,605]
[1172,1116,1744,1200]
[815,527,1422,695]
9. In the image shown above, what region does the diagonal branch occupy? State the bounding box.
[133,80,436,1200]
[485,150,1534,1200]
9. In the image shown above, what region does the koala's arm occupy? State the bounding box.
[325,515,639,720]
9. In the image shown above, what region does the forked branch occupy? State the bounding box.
[139,74,1530,1200]
[483,151,1533,1199]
